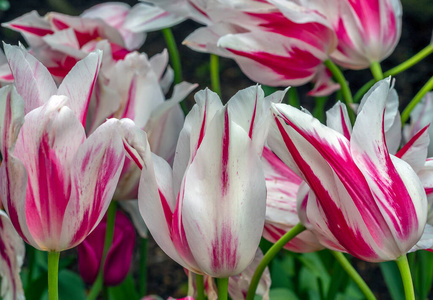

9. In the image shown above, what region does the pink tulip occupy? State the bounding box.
[77,210,135,286]
[0,210,25,300]
[326,0,402,69]
[262,147,323,253]
[0,45,132,251]
[2,3,145,79]
[269,79,427,262]
[136,86,279,277]
[183,1,337,89]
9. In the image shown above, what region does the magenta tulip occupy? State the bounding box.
[77,210,135,286]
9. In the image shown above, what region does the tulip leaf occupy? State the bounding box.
[107,274,139,300]
[57,270,86,300]
[380,261,404,300]
[24,271,48,300]
[326,259,349,300]
[412,251,433,299]
[269,288,300,300]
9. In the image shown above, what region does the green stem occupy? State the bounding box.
[162,28,182,84]
[246,223,306,300]
[396,255,415,300]
[210,54,221,97]
[87,201,117,300]
[370,61,384,81]
[217,277,229,300]
[162,27,188,115]
[195,274,205,300]
[401,75,433,124]
[330,251,376,300]
[48,251,60,300]
[324,59,353,105]
[354,44,433,102]
[139,237,148,297]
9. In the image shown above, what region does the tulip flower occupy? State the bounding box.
[269,79,427,262]
[262,146,323,253]
[1,2,161,80]
[0,45,130,252]
[77,210,135,286]
[325,0,402,69]
[136,86,278,277]
[0,210,25,300]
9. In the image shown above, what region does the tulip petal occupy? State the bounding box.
[326,101,352,140]
[0,85,24,156]
[172,88,222,193]
[0,210,25,300]
[351,80,426,250]
[4,44,57,114]
[396,125,430,173]
[57,50,102,126]
[64,119,125,249]
[269,103,402,261]
[138,151,193,271]
[181,108,266,276]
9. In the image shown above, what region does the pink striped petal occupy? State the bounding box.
[138,151,196,272]
[217,31,326,86]
[64,119,125,250]
[227,85,271,155]
[351,80,426,252]
[4,44,57,114]
[57,50,102,126]
[181,108,266,276]
[12,96,85,250]
[172,88,222,193]
[3,10,53,37]
[0,210,25,300]
[326,101,352,140]
[269,102,409,261]
[0,86,24,156]
[396,125,429,173]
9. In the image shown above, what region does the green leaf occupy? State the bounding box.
[269,288,300,300]
[58,269,86,300]
[380,261,404,300]
[413,250,433,299]
[25,271,48,300]
[270,253,296,289]
[107,274,139,300]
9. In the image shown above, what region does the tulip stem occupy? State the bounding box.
[87,201,117,300]
[139,237,148,297]
[210,54,222,97]
[354,44,433,102]
[162,27,188,115]
[330,251,376,300]
[217,277,229,300]
[196,274,205,300]
[396,255,415,300]
[324,59,353,105]
[246,223,306,300]
[401,75,433,124]
[48,251,60,300]
[370,61,384,81]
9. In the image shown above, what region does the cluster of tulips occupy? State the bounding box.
[1,0,433,300]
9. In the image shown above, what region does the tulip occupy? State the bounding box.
[2,2,152,79]
[0,45,129,252]
[77,210,135,286]
[325,0,402,69]
[0,210,25,300]
[136,86,278,277]
[269,79,427,262]
[262,146,323,253]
